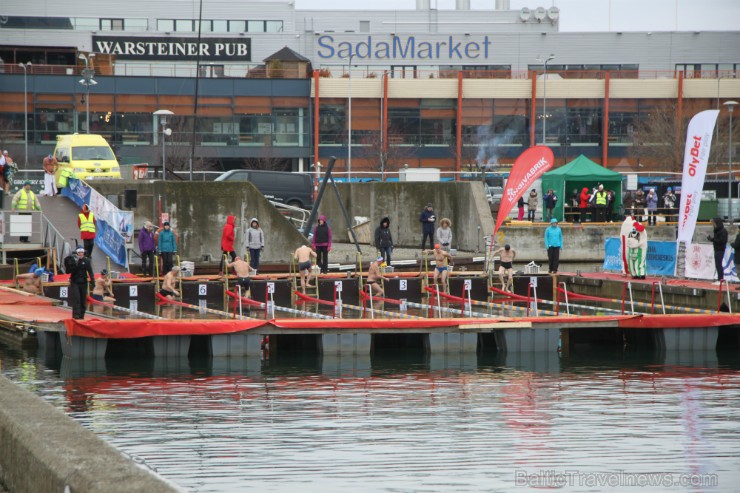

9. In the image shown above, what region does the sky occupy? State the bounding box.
[294,0,740,32]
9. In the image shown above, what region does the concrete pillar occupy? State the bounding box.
[427,332,478,354]
[321,333,371,355]
[657,327,718,351]
[322,353,371,378]
[37,330,60,362]
[496,328,560,352]
[151,335,190,357]
[210,333,262,357]
[59,332,107,359]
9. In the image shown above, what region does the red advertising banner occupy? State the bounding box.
[493,146,555,234]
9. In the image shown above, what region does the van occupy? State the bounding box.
[215,169,314,209]
[53,134,121,184]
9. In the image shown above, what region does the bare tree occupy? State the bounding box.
[628,102,687,172]
[240,145,291,171]
[163,118,220,177]
[355,129,419,181]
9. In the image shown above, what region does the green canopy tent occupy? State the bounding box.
[540,154,623,222]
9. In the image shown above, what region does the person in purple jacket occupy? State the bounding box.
[312,215,332,275]
[138,221,156,277]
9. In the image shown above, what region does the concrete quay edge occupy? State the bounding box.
[0,375,183,493]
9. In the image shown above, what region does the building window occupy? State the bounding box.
[228,20,246,33]
[360,21,370,33]
[157,19,175,31]
[175,19,194,32]
[73,18,99,30]
[266,20,283,32]
[248,20,265,32]
[212,20,228,33]
[100,18,124,31]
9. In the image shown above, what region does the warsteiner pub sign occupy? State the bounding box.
[92,36,251,61]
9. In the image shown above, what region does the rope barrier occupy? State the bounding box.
[155,293,255,319]
[86,296,164,320]
[225,289,333,319]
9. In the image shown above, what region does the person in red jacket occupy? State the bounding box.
[579,187,591,223]
[220,215,236,274]
[77,204,97,258]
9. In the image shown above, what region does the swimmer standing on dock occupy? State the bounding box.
[160,266,180,300]
[293,244,317,293]
[425,244,453,290]
[225,256,256,296]
[492,244,517,292]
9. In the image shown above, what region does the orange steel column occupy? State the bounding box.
[530,71,537,148]
[313,70,320,199]
[383,71,389,153]
[677,71,684,158]
[602,72,610,167]
[456,71,463,179]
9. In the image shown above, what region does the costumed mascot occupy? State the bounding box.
[626,221,648,279]
[620,214,635,276]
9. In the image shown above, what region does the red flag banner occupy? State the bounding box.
[493,146,555,234]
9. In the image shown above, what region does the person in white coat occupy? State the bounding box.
[626,221,648,279]
[620,214,635,276]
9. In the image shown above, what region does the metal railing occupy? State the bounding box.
[270,200,310,232]
[41,214,74,271]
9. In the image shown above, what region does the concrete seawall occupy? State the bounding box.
[0,375,181,493]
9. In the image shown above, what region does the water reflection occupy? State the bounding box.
[1,344,739,492]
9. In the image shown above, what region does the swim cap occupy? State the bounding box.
[377,256,385,262]
[504,244,511,250]
[34,268,44,277]
[434,243,441,249]
[101,269,108,276]
[76,246,85,253]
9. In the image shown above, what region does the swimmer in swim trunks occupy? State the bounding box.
[159,266,180,300]
[293,244,317,293]
[366,256,387,296]
[424,244,453,291]
[91,269,116,302]
[225,256,256,296]
[492,244,517,292]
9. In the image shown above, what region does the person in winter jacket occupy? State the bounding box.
[517,196,525,221]
[544,189,558,221]
[436,218,453,252]
[419,203,436,250]
[634,189,646,222]
[374,216,394,265]
[246,218,264,272]
[626,221,648,279]
[155,222,178,275]
[731,226,740,281]
[579,187,591,222]
[662,187,677,222]
[138,221,156,277]
[544,218,563,274]
[707,217,728,283]
[220,215,236,273]
[312,215,332,274]
[77,204,97,258]
[527,189,538,222]
[646,188,658,225]
[620,214,636,276]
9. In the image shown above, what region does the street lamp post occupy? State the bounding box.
[18,62,31,167]
[537,54,555,145]
[716,74,735,166]
[154,109,174,180]
[343,54,354,182]
[725,100,738,222]
[78,53,97,134]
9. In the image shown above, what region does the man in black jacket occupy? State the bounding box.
[707,217,728,284]
[419,203,436,250]
[66,246,95,319]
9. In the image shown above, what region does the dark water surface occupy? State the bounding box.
[2,343,739,493]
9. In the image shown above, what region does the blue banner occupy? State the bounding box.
[603,237,676,276]
[62,179,128,267]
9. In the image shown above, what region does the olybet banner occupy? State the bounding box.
[676,110,720,244]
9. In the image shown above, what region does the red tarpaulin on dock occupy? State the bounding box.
[64,318,268,338]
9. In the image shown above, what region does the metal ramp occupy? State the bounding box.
[36,195,126,273]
